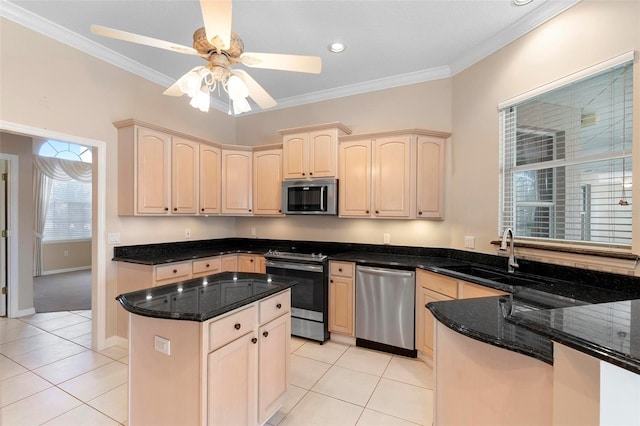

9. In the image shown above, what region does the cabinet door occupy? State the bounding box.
[257,256,266,274]
[338,140,371,217]
[136,127,170,214]
[416,135,445,219]
[200,144,221,214]
[328,275,354,335]
[208,332,258,426]
[221,254,238,272]
[417,287,453,358]
[222,150,253,215]
[372,135,414,218]
[171,137,199,214]
[258,314,291,424]
[282,133,308,179]
[459,281,508,299]
[253,149,283,215]
[308,130,337,178]
[238,254,257,273]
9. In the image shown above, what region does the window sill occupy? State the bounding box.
[489,240,637,260]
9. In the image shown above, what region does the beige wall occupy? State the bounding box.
[450,0,640,255]
[0,133,34,311]
[42,241,92,273]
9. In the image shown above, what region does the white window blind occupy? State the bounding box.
[43,179,92,242]
[499,58,633,247]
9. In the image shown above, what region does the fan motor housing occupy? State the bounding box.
[193,27,244,60]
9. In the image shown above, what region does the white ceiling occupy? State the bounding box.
[2,0,580,114]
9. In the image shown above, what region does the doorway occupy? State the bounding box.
[1,159,7,316]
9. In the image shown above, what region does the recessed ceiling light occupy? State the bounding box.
[328,42,345,53]
[513,0,533,5]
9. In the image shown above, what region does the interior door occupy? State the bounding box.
[0,160,7,316]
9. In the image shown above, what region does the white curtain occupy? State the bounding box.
[33,155,92,276]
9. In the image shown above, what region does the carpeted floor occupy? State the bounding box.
[33,269,92,312]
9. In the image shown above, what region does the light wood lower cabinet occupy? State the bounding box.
[415,269,506,359]
[328,261,355,336]
[129,290,291,426]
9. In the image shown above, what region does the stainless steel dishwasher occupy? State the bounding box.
[355,266,416,357]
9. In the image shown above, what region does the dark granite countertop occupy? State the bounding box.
[116,272,296,322]
[113,238,640,372]
[508,299,640,374]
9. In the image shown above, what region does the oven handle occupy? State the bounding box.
[266,260,323,273]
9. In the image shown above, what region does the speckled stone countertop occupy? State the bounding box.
[113,238,640,371]
[116,272,296,322]
[508,299,640,374]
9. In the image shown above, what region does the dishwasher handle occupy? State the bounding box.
[356,266,415,278]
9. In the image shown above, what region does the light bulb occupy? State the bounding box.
[232,97,251,115]
[189,87,210,112]
[179,70,203,98]
[228,74,249,100]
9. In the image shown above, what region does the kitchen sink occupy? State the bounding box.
[442,264,551,289]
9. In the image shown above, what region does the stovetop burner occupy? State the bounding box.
[264,249,327,262]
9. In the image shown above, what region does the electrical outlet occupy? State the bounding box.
[108,232,121,244]
[464,236,476,249]
[154,335,170,355]
[185,228,191,239]
[383,233,391,244]
[63,250,69,257]
[250,227,256,237]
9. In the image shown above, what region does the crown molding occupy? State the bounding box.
[449,0,582,75]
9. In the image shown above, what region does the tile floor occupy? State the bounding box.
[1,312,433,425]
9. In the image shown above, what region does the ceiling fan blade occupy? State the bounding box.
[240,53,322,74]
[163,67,205,96]
[91,25,199,56]
[200,0,232,50]
[233,70,277,109]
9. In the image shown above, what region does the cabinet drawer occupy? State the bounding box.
[417,270,457,298]
[155,262,192,283]
[208,305,257,352]
[193,257,221,276]
[330,262,354,278]
[259,291,290,325]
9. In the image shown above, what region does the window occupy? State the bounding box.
[39,141,92,242]
[499,55,633,247]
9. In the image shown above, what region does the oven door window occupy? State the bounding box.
[267,265,324,313]
[287,186,327,212]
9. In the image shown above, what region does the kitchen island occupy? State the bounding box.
[116,272,296,426]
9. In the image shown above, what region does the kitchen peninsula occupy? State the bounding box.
[116,272,295,426]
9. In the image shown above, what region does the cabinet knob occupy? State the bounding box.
[302,172,306,176]
[278,209,282,213]
[206,264,210,268]
[276,303,282,309]
[418,211,423,215]
[309,172,313,176]
[248,209,252,212]
[366,210,369,214]
[330,279,333,283]
[173,269,178,274]
[201,208,205,212]
[251,337,257,344]
[338,268,343,272]
[164,207,169,211]
[375,210,379,214]
[250,259,254,263]
[173,208,177,212]
[263,331,269,337]
[234,323,241,330]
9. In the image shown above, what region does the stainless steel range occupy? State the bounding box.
[264,250,329,343]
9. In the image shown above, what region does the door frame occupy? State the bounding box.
[0,154,18,317]
[0,120,108,350]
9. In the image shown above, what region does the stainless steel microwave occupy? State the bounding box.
[282,179,338,215]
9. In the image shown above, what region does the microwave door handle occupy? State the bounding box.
[320,186,325,211]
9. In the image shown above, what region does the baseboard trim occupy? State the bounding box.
[104,335,128,350]
[329,333,356,346]
[40,266,91,276]
[14,307,36,318]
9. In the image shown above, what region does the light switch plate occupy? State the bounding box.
[108,232,120,244]
[383,233,391,244]
[464,236,476,249]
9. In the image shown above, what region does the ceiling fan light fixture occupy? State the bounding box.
[328,42,345,53]
[190,86,210,112]
[179,69,204,98]
[512,0,533,5]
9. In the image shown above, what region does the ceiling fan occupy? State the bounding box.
[90,0,322,114]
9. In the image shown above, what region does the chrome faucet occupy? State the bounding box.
[500,228,519,273]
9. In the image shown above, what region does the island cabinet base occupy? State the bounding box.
[127,289,291,426]
[434,322,553,425]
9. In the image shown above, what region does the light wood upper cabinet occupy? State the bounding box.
[339,134,415,218]
[131,126,171,215]
[280,123,351,179]
[372,135,415,218]
[416,135,445,220]
[171,137,199,214]
[221,148,253,215]
[253,148,283,216]
[200,144,221,214]
[339,129,450,220]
